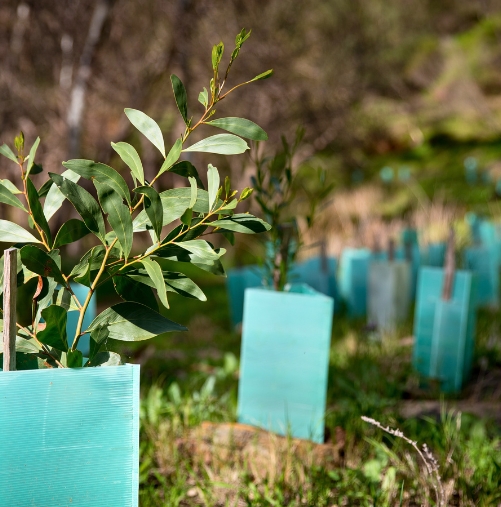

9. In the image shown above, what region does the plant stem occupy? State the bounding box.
[71,238,117,351]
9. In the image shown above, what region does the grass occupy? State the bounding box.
[105,264,501,506]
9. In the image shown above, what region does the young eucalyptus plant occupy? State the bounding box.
[251,128,333,291]
[0,29,271,369]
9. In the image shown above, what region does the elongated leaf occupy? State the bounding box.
[250,69,273,82]
[86,351,122,367]
[154,247,226,276]
[172,239,222,260]
[205,117,268,141]
[113,275,158,312]
[0,219,40,243]
[70,245,120,287]
[209,213,271,234]
[159,138,182,176]
[0,179,21,194]
[67,349,83,368]
[124,108,165,157]
[37,305,68,352]
[15,336,42,354]
[50,173,106,242]
[43,169,80,221]
[163,271,206,301]
[62,159,131,207]
[25,136,40,178]
[20,245,65,285]
[0,182,27,211]
[128,270,206,301]
[54,219,90,248]
[183,134,249,155]
[111,141,144,185]
[94,180,133,258]
[198,87,208,108]
[134,186,163,241]
[55,286,80,312]
[133,187,222,232]
[207,164,219,212]
[169,161,204,188]
[0,144,18,163]
[170,74,189,125]
[86,302,187,341]
[141,257,169,309]
[188,177,197,209]
[26,178,52,246]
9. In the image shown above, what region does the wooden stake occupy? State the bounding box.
[442,228,455,301]
[3,248,17,371]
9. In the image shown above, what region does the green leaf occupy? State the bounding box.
[188,176,197,209]
[0,144,18,164]
[134,186,163,241]
[25,136,41,178]
[207,164,219,212]
[20,245,65,285]
[94,180,133,258]
[170,75,189,125]
[198,87,209,108]
[159,138,182,176]
[209,213,271,234]
[37,305,68,352]
[50,173,106,243]
[53,219,90,248]
[183,134,249,155]
[111,141,145,185]
[133,188,222,232]
[212,42,224,71]
[169,161,204,188]
[180,208,192,226]
[55,286,80,312]
[0,179,21,194]
[0,181,27,211]
[62,159,131,207]
[124,108,165,157]
[70,246,107,286]
[14,132,24,155]
[141,257,169,309]
[172,239,223,260]
[154,247,226,276]
[113,275,158,312]
[67,349,83,368]
[205,117,268,141]
[37,179,53,198]
[15,336,42,354]
[221,230,235,245]
[86,302,187,341]
[86,351,122,367]
[43,169,80,221]
[163,271,206,301]
[219,198,238,211]
[239,187,253,201]
[26,178,52,246]
[250,69,273,82]
[0,219,41,244]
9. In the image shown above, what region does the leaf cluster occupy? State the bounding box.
[0,30,271,369]
[251,128,333,290]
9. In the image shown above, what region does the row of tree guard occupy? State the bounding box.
[231,219,501,443]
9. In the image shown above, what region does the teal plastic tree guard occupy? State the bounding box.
[290,256,339,306]
[238,284,333,443]
[465,212,482,244]
[464,246,499,308]
[0,364,140,506]
[425,243,446,267]
[339,248,372,317]
[368,261,411,332]
[395,243,421,299]
[413,268,476,392]
[479,221,501,266]
[66,282,97,356]
[226,266,263,327]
